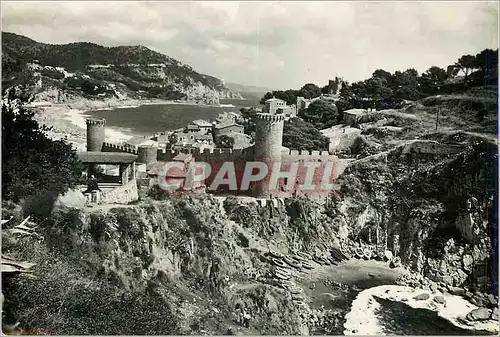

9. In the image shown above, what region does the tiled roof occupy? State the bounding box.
[186,124,200,130]
[192,119,213,127]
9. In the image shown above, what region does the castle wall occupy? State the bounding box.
[137,145,158,164]
[272,151,338,198]
[102,142,139,154]
[101,179,139,204]
[101,141,341,199]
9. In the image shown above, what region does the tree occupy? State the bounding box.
[446,65,460,78]
[364,77,393,102]
[419,66,448,94]
[282,118,329,151]
[298,99,339,129]
[454,54,477,82]
[259,89,299,105]
[471,49,498,86]
[260,92,274,104]
[239,107,257,136]
[298,83,321,99]
[214,134,235,149]
[372,69,393,85]
[2,87,81,216]
[392,69,420,101]
[474,49,498,74]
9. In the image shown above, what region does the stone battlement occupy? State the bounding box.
[283,149,331,157]
[102,141,335,163]
[157,147,245,156]
[103,142,139,154]
[255,113,285,122]
[86,118,106,126]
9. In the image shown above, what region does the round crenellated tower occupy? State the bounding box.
[86,118,106,152]
[137,145,158,165]
[253,112,285,198]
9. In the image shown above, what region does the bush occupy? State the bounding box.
[298,100,339,129]
[282,118,329,151]
[2,90,81,218]
[3,241,179,335]
[214,135,235,149]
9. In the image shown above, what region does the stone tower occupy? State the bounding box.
[137,145,158,165]
[253,112,285,198]
[86,118,106,152]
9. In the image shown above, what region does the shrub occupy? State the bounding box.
[298,99,339,129]
[4,243,179,335]
[2,90,81,219]
[282,118,329,151]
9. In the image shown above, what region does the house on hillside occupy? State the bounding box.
[264,97,296,117]
[192,119,213,134]
[216,111,243,125]
[212,122,244,139]
[184,124,201,133]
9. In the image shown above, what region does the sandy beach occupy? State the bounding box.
[33,104,134,151]
[30,96,229,150]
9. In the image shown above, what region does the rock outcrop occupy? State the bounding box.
[330,133,497,293]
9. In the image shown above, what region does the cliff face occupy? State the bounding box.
[1,32,243,104]
[3,133,496,334]
[4,195,343,335]
[332,133,497,291]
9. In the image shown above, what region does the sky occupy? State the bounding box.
[1,1,498,89]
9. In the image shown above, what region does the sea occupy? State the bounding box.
[83,98,260,137]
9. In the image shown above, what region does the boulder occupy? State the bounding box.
[413,293,430,301]
[430,283,439,293]
[448,287,466,296]
[462,255,474,272]
[470,296,485,307]
[433,296,446,305]
[487,294,497,307]
[466,308,491,321]
[390,257,401,268]
[440,275,453,286]
[491,307,498,321]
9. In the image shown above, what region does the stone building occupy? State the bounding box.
[192,119,213,134]
[212,122,244,139]
[263,97,296,118]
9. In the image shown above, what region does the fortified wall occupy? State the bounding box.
[102,142,339,198]
[99,110,339,198]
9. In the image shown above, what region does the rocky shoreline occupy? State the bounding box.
[344,285,498,335]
